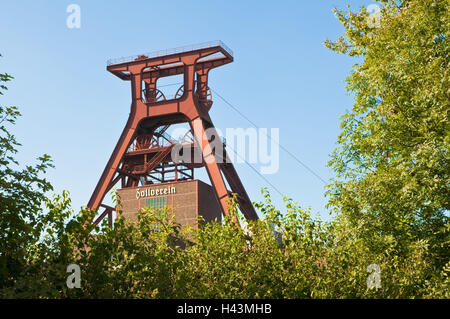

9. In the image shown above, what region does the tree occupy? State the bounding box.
[0,55,55,290]
[324,0,449,280]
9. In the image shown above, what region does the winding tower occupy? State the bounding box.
[88,41,258,227]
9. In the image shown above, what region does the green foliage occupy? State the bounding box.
[0,58,55,291]
[2,188,447,298]
[324,0,449,286]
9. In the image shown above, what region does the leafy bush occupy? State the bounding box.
[1,188,448,298]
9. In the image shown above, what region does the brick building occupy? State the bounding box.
[116,179,222,230]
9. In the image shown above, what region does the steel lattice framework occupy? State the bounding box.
[88,41,258,227]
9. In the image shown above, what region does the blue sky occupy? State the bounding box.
[0,0,371,220]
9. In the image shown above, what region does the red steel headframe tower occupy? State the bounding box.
[87,41,258,226]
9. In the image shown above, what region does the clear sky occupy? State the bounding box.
[0,0,371,220]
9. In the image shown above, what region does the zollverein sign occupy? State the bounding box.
[136,186,176,199]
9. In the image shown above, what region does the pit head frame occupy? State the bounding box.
[87,41,258,227]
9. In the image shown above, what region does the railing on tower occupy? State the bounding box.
[107,40,233,66]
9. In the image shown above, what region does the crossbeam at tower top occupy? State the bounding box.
[107,40,234,66]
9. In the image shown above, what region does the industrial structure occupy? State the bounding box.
[87,41,258,228]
